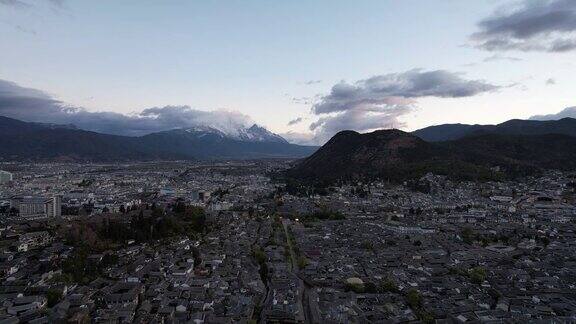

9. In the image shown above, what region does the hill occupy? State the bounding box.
[443,133,576,171]
[288,128,576,183]
[413,118,576,141]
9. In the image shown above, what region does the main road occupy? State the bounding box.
[281,218,315,324]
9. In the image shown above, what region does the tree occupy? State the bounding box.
[364,282,379,293]
[253,247,267,264]
[380,277,398,293]
[539,236,550,247]
[461,227,474,244]
[361,241,374,250]
[184,206,207,232]
[345,282,365,293]
[152,205,163,217]
[173,199,186,213]
[302,207,345,222]
[46,288,62,307]
[297,256,309,269]
[406,289,422,308]
[100,253,119,269]
[469,267,487,284]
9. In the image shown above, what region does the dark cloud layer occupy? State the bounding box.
[530,106,576,120]
[0,79,253,136]
[313,70,498,115]
[308,70,499,143]
[472,0,576,52]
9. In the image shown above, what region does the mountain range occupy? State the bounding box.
[412,117,576,142]
[3,114,576,171]
[289,118,576,183]
[0,116,316,161]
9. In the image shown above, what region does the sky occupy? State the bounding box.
[0,0,575,144]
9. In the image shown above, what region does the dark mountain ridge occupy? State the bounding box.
[289,126,576,183]
[0,116,317,161]
[413,117,576,141]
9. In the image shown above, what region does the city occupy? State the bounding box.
[2,0,576,323]
[1,161,575,322]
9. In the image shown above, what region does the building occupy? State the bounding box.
[0,170,13,185]
[18,231,53,250]
[199,191,211,202]
[47,195,62,218]
[10,196,62,219]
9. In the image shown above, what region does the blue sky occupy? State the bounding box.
[0,0,574,144]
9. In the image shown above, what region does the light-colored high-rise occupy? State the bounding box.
[0,171,13,185]
[10,195,62,219]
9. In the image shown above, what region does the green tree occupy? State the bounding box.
[46,288,62,307]
[173,199,186,213]
[380,277,398,293]
[297,256,309,269]
[406,289,422,308]
[253,246,267,264]
[469,267,487,284]
[345,282,365,293]
[361,241,374,250]
[461,227,474,244]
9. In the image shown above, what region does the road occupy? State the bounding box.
[281,219,298,272]
[282,219,315,324]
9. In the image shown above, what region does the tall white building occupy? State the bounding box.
[47,196,62,218]
[0,171,13,185]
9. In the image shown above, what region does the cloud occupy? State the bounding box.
[0,79,254,137]
[47,0,65,7]
[471,0,576,52]
[279,131,319,146]
[483,54,523,62]
[304,70,499,143]
[309,106,410,139]
[287,117,303,126]
[12,24,37,35]
[0,0,31,9]
[462,54,522,67]
[313,70,498,115]
[1,0,68,35]
[530,106,576,120]
[0,0,63,8]
[290,94,322,105]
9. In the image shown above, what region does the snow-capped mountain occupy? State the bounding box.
[184,125,228,138]
[184,124,288,144]
[238,124,288,143]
